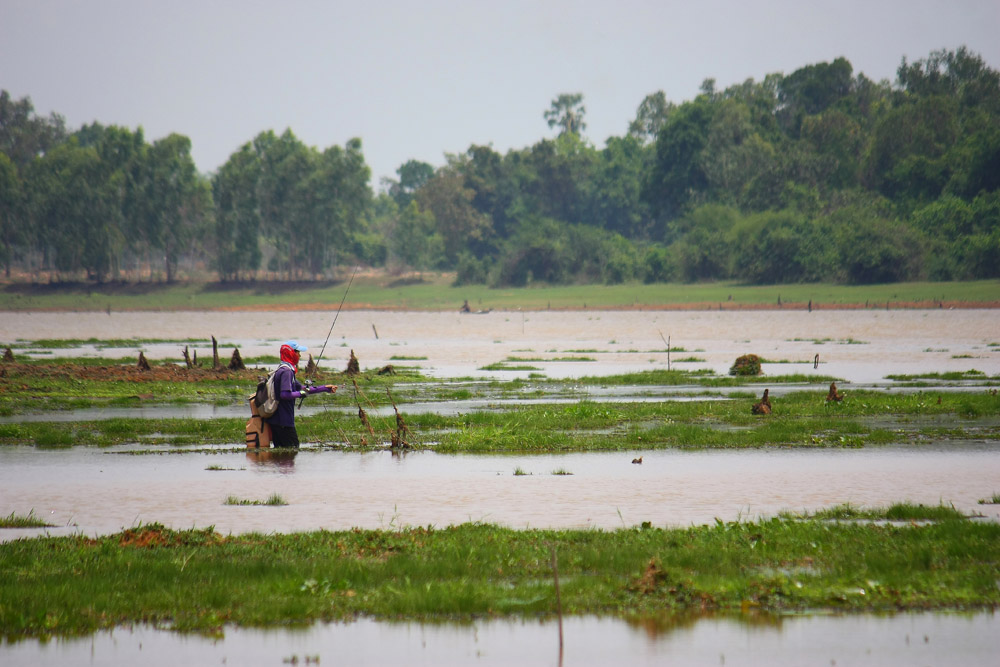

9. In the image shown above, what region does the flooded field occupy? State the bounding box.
[2,309,998,663]
[2,308,999,535]
[3,308,999,383]
[3,444,999,540]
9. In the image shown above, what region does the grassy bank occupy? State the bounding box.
[2,275,998,311]
[1,516,996,639]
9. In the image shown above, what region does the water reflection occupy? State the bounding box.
[245,448,298,472]
[2,612,996,667]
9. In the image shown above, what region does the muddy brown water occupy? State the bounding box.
[2,444,999,540]
[3,308,998,382]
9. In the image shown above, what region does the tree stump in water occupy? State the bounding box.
[826,382,844,402]
[751,388,771,414]
[182,346,194,368]
[229,348,246,371]
[212,336,221,370]
[346,350,360,375]
[304,355,317,375]
[377,364,396,376]
[2,347,13,363]
[137,351,151,371]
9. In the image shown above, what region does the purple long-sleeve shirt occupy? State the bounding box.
[264,363,331,427]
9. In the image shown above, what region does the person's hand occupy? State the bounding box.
[327,384,337,393]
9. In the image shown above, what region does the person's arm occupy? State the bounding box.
[279,375,336,400]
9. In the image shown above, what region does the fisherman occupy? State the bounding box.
[265,340,337,447]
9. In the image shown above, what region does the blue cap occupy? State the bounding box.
[283,340,308,352]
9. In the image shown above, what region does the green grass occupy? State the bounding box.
[1,518,997,639]
[0,510,53,528]
[2,277,998,312]
[2,385,999,452]
[978,493,1000,505]
[791,502,969,521]
[224,493,287,506]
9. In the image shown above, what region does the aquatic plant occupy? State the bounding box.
[0,510,53,528]
[224,493,287,506]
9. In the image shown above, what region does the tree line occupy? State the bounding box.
[1,46,998,286]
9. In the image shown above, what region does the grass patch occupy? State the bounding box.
[551,468,574,475]
[978,493,1000,505]
[0,510,53,528]
[1,519,997,639]
[2,277,999,312]
[798,502,969,521]
[479,363,542,371]
[224,493,287,506]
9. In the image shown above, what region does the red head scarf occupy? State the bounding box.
[280,344,300,370]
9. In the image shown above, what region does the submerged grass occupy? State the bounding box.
[787,502,969,521]
[224,493,287,506]
[0,510,53,528]
[1,387,998,452]
[1,518,997,639]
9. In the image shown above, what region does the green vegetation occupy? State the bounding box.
[3,46,1000,291]
[224,493,287,506]
[1,519,996,639]
[787,502,969,521]
[0,510,53,528]
[1,277,998,312]
[979,493,1000,505]
[1,358,998,451]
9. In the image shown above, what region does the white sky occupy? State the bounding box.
[2,0,998,187]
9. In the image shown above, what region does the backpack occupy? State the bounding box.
[254,369,279,418]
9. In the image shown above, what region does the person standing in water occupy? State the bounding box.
[266,340,337,447]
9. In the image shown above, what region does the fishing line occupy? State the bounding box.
[317,265,359,365]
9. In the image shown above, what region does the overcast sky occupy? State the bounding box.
[3,0,998,187]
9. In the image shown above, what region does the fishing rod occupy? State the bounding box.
[317,265,359,364]
[299,266,359,407]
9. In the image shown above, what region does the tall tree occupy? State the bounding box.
[0,152,22,277]
[627,91,673,143]
[300,138,371,276]
[544,93,587,137]
[415,165,492,263]
[0,91,66,168]
[141,134,211,281]
[212,142,261,281]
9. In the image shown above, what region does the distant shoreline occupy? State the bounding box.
[5,300,999,313]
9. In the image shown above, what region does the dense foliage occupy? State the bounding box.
[1,47,998,285]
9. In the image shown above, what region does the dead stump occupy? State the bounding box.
[212,336,221,370]
[137,351,151,371]
[346,349,360,375]
[2,347,13,363]
[229,348,246,371]
[751,388,771,414]
[826,382,844,402]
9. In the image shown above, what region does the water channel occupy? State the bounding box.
[2,308,999,663]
